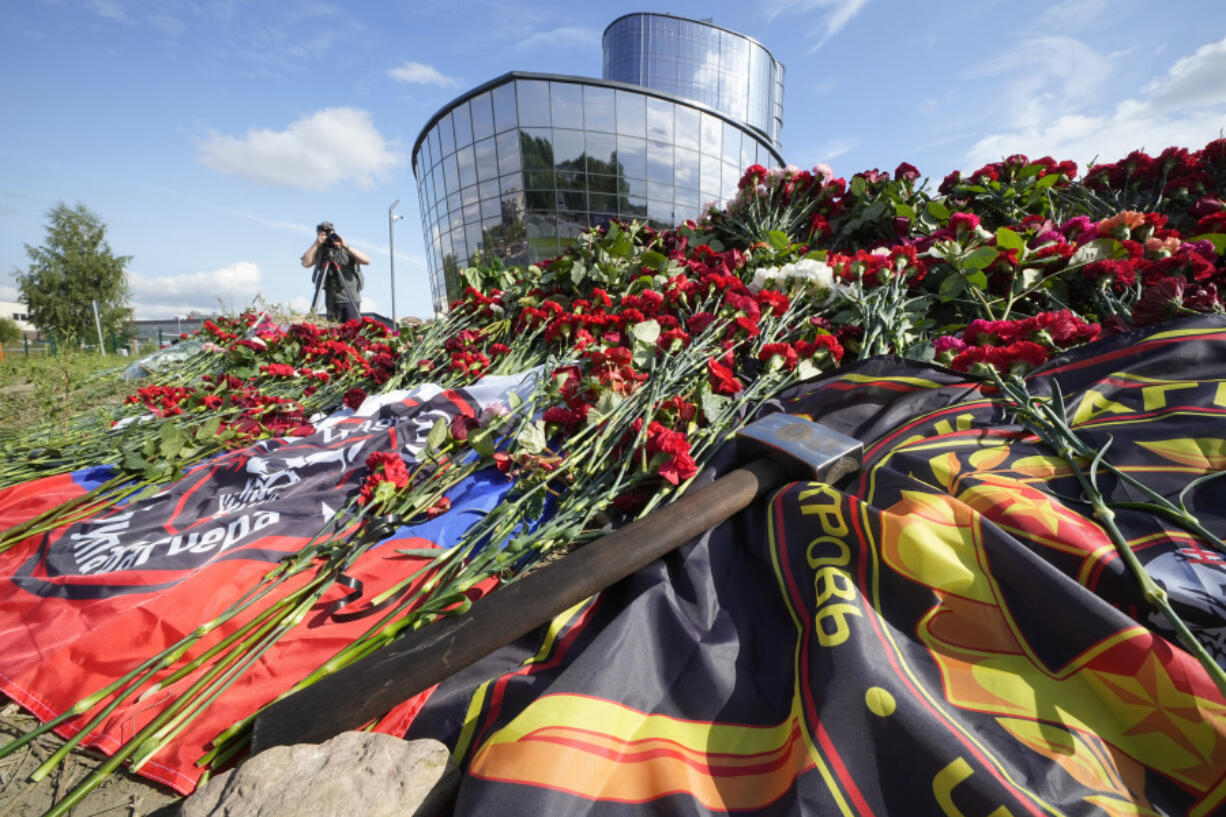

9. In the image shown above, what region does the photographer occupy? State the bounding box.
[301,221,371,323]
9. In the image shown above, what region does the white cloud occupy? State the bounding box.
[388,61,459,89]
[1144,36,1226,110]
[515,26,600,52]
[197,108,403,190]
[764,0,871,52]
[128,261,263,318]
[88,0,127,21]
[965,35,1226,168]
[969,36,1116,131]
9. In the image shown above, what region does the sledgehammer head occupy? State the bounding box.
[736,413,862,484]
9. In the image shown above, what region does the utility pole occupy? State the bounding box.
[388,199,404,326]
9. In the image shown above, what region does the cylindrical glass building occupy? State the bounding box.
[602,13,784,152]
[412,16,785,312]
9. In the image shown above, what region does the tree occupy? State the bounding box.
[0,317,21,345]
[17,202,132,346]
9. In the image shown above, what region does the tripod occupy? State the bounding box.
[310,251,362,319]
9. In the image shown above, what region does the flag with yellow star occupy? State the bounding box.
[402,316,1226,817]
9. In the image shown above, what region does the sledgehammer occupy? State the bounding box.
[249,414,861,752]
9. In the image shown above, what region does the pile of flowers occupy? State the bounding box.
[3,136,1225,812]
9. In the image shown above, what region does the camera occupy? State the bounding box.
[316,222,342,247]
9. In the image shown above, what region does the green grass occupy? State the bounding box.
[0,352,133,439]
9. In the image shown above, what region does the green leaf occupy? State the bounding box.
[1068,237,1122,267]
[927,200,951,221]
[995,228,1025,252]
[1190,233,1226,254]
[894,202,916,220]
[469,432,495,458]
[802,249,828,261]
[516,420,547,455]
[1014,268,1044,294]
[698,386,730,423]
[796,358,823,380]
[158,423,185,459]
[426,417,448,452]
[640,249,667,270]
[1034,173,1060,190]
[197,416,222,439]
[938,274,966,301]
[850,176,867,197]
[965,270,989,291]
[145,461,173,483]
[629,319,661,348]
[395,547,446,559]
[594,389,624,417]
[767,230,790,251]
[569,260,587,287]
[963,246,999,270]
[122,450,149,472]
[372,479,399,507]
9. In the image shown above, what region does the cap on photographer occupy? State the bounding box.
[301,221,372,323]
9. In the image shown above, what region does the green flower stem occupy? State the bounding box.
[0,473,131,552]
[990,372,1226,698]
[42,590,327,817]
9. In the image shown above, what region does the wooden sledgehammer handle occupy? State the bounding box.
[250,457,788,752]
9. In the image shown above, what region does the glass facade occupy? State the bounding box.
[412,15,785,312]
[602,13,784,151]
[413,74,783,312]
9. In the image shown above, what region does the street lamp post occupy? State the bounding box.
[388,199,404,326]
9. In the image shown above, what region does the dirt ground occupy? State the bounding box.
[0,701,181,817]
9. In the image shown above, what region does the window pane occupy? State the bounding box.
[438,114,455,156]
[550,82,583,129]
[456,145,477,189]
[474,136,498,181]
[675,187,700,212]
[452,102,474,148]
[525,189,553,210]
[478,177,500,201]
[700,112,721,156]
[674,106,699,151]
[616,135,646,179]
[584,85,615,132]
[586,131,617,174]
[615,90,645,137]
[470,92,495,142]
[647,179,672,201]
[462,183,480,208]
[427,127,441,166]
[480,197,502,221]
[722,122,741,166]
[517,80,551,126]
[432,165,445,201]
[492,83,518,133]
[701,153,722,198]
[648,199,674,226]
[623,196,648,219]
[500,173,523,196]
[723,162,741,201]
[647,140,673,185]
[496,129,521,175]
[588,174,620,196]
[520,128,553,171]
[443,154,459,195]
[646,98,673,142]
[675,147,699,189]
[552,128,585,172]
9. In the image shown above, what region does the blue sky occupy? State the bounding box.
[2,0,1224,320]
